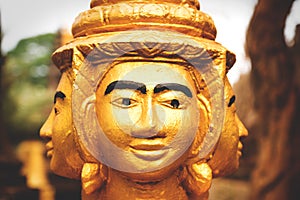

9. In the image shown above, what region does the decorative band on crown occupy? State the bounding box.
[72,2,216,40]
[90,0,200,9]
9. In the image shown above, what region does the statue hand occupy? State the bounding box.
[81,163,108,195]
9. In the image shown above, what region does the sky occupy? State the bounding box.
[1,0,299,83]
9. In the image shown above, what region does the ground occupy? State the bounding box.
[209,178,250,200]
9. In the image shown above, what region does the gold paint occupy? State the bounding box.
[40,69,84,179]
[208,78,248,177]
[81,163,108,195]
[40,0,248,199]
[182,162,212,199]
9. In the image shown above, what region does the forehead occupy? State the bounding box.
[224,79,235,99]
[100,61,195,87]
[56,71,73,93]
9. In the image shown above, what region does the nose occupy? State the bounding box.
[40,109,54,140]
[131,98,160,138]
[235,115,248,138]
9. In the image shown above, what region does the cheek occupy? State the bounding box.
[52,114,73,145]
[162,108,198,138]
[223,112,239,148]
[97,104,133,147]
[112,106,142,130]
[228,118,239,138]
[97,100,114,129]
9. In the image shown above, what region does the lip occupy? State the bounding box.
[129,139,169,161]
[237,141,243,156]
[238,141,243,150]
[45,141,54,158]
[130,148,169,161]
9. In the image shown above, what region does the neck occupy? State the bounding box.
[83,168,188,200]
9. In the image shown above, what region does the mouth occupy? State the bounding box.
[237,141,243,156]
[129,139,169,161]
[45,141,54,158]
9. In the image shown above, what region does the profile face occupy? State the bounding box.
[40,70,83,179]
[94,62,200,175]
[209,78,248,176]
[225,79,248,165]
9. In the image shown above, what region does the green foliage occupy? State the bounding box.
[3,33,57,141]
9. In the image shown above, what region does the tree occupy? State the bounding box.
[246,0,300,199]
[3,33,56,143]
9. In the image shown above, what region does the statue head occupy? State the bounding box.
[208,77,248,177]
[40,0,248,198]
[40,67,84,179]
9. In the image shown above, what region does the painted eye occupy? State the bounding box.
[54,107,59,115]
[228,95,236,107]
[170,99,180,108]
[161,99,183,109]
[122,98,131,106]
[112,98,138,108]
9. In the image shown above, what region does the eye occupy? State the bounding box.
[161,99,184,109]
[54,107,59,115]
[228,95,236,107]
[122,98,131,106]
[170,99,180,108]
[112,98,138,108]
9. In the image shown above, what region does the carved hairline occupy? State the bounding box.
[79,42,216,96]
[52,34,236,74]
[55,40,225,107]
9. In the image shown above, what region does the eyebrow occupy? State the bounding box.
[104,80,147,95]
[154,83,193,98]
[54,91,66,103]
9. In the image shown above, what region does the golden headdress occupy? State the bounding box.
[52,0,235,72]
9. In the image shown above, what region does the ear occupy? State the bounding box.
[73,94,100,163]
[81,163,108,195]
[189,93,212,158]
[182,161,212,198]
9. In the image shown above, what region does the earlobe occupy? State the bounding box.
[81,163,108,195]
[182,161,212,199]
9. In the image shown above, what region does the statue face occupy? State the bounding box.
[208,79,248,176]
[40,70,83,179]
[94,62,200,177]
[225,80,248,166]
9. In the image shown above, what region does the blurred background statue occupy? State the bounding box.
[40,0,247,199]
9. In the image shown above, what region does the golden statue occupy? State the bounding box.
[40,0,248,199]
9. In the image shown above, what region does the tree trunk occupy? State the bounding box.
[246,0,300,199]
[0,15,14,159]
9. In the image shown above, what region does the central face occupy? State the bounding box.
[95,61,200,176]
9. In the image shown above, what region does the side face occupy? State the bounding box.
[40,69,84,179]
[94,61,201,178]
[208,78,248,176]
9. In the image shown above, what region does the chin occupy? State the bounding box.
[119,154,188,182]
[121,166,177,182]
[50,157,78,179]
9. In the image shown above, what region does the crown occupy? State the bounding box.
[72,0,216,40]
[52,0,236,71]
